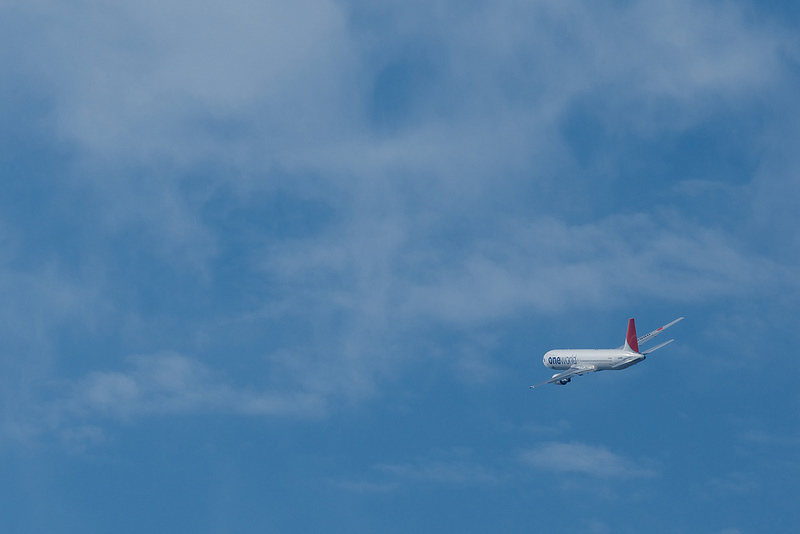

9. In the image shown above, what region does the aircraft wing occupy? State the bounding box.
[530,365,596,388]
[637,317,683,347]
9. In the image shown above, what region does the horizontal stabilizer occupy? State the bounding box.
[637,317,683,346]
[641,338,674,355]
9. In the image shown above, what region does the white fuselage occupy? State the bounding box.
[543,349,642,372]
[531,317,682,388]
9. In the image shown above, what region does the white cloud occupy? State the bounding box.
[2,0,791,266]
[16,0,354,157]
[5,0,788,174]
[0,229,113,445]
[377,459,500,485]
[267,212,789,329]
[333,480,398,493]
[1,0,799,436]
[708,472,757,495]
[520,441,657,478]
[69,352,326,420]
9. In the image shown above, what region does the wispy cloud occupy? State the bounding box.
[520,441,657,478]
[401,214,789,324]
[332,450,503,493]
[68,352,325,420]
[341,441,652,491]
[707,472,758,495]
[333,479,398,494]
[1,0,798,441]
[376,459,501,485]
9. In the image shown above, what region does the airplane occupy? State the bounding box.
[530,317,684,388]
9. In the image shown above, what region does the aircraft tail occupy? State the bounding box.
[623,318,639,353]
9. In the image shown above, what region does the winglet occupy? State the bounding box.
[624,318,639,353]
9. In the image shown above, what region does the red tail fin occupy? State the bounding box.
[625,318,639,353]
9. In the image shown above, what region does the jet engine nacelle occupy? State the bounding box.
[552,373,571,385]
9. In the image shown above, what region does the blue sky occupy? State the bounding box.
[1,0,799,532]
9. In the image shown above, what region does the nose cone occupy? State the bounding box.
[542,351,551,366]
